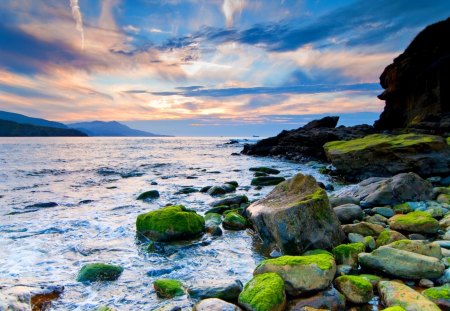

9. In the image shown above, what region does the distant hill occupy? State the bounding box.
[0,110,68,129]
[0,119,87,137]
[68,121,168,137]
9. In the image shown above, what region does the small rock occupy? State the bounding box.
[342,222,385,237]
[194,298,242,311]
[334,275,373,304]
[379,281,440,310]
[76,263,123,282]
[222,211,247,230]
[419,279,434,288]
[375,229,407,247]
[251,176,286,186]
[137,190,160,200]
[333,204,363,224]
[286,287,345,311]
[188,279,243,302]
[332,242,366,267]
[153,279,184,298]
[388,211,440,234]
[371,206,395,218]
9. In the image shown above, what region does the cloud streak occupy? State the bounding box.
[222,0,246,28]
[69,0,85,50]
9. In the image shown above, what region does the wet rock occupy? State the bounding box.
[251,176,285,187]
[359,274,382,287]
[419,279,434,288]
[422,284,450,310]
[333,204,363,224]
[76,263,123,282]
[136,205,205,242]
[246,174,344,254]
[210,196,249,208]
[334,172,433,207]
[329,196,360,208]
[286,287,345,311]
[334,275,373,304]
[238,273,286,311]
[137,190,160,200]
[359,246,445,279]
[332,242,366,267]
[153,279,184,298]
[193,298,242,311]
[25,202,58,209]
[208,186,229,196]
[204,213,223,236]
[175,187,198,195]
[254,254,336,296]
[379,281,441,311]
[371,206,395,218]
[188,279,243,302]
[387,240,442,259]
[375,230,407,247]
[222,211,247,231]
[342,222,385,237]
[388,211,440,234]
[200,186,212,193]
[0,285,64,311]
[249,167,280,175]
[324,134,450,180]
[366,214,388,226]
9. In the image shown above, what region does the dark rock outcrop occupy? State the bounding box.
[0,119,87,137]
[375,17,450,135]
[242,116,374,161]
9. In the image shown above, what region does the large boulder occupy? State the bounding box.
[374,18,450,135]
[136,205,205,242]
[358,246,445,279]
[246,174,345,254]
[333,172,433,207]
[253,254,336,296]
[241,116,374,162]
[378,281,441,311]
[324,134,450,180]
[238,273,286,311]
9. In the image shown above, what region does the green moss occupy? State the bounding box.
[391,211,437,226]
[359,274,381,285]
[447,137,450,145]
[376,230,395,246]
[249,167,280,175]
[136,190,160,200]
[76,263,123,282]
[382,307,407,311]
[332,242,365,259]
[251,176,285,186]
[204,212,222,225]
[335,275,372,292]
[302,249,333,256]
[257,254,334,271]
[136,205,205,241]
[324,133,443,154]
[153,279,184,298]
[223,211,247,230]
[393,203,413,214]
[238,273,285,311]
[423,285,450,300]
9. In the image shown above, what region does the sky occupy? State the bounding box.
[0,0,449,136]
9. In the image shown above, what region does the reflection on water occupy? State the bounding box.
[0,137,330,310]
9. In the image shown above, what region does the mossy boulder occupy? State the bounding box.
[388,211,440,234]
[359,246,445,279]
[136,205,205,241]
[246,174,344,254]
[393,203,414,214]
[324,133,450,180]
[332,242,366,267]
[376,230,407,247]
[137,190,160,200]
[342,222,385,237]
[204,213,223,236]
[238,273,286,311]
[379,281,441,311]
[334,275,373,304]
[382,307,407,311]
[387,240,442,259]
[222,212,247,230]
[76,263,123,283]
[251,176,285,187]
[422,284,450,310]
[153,279,184,298]
[254,254,336,296]
[359,274,382,287]
[250,167,280,175]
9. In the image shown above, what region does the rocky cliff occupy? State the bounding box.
[375,17,450,135]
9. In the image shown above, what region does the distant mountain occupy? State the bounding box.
[68,121,168,137]
[0,119,87,137]
[0,110,68,129]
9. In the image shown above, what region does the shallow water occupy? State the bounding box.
[0,137,333,310]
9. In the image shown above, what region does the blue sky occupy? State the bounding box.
[0,0,449,135]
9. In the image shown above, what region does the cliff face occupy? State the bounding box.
[375,17,450,134]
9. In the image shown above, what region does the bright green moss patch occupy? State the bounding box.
[324,133,443,154]
[335,275,372,292]
[223,211,247,230]
[393,203,413,214]
[360,274,381,285]
[376,230,404,247]
[382,307,407,311]
[332,242,365,258]
[257,254,334,271]
[238,273,285,311]
[153,279,184,298]
[76,263,123,283]
[392,211,436,225]
[303,249,333,256]
[136,190,160,200]
[423,285,450,300]
[389,211,439,234]
[136,205,205,241]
